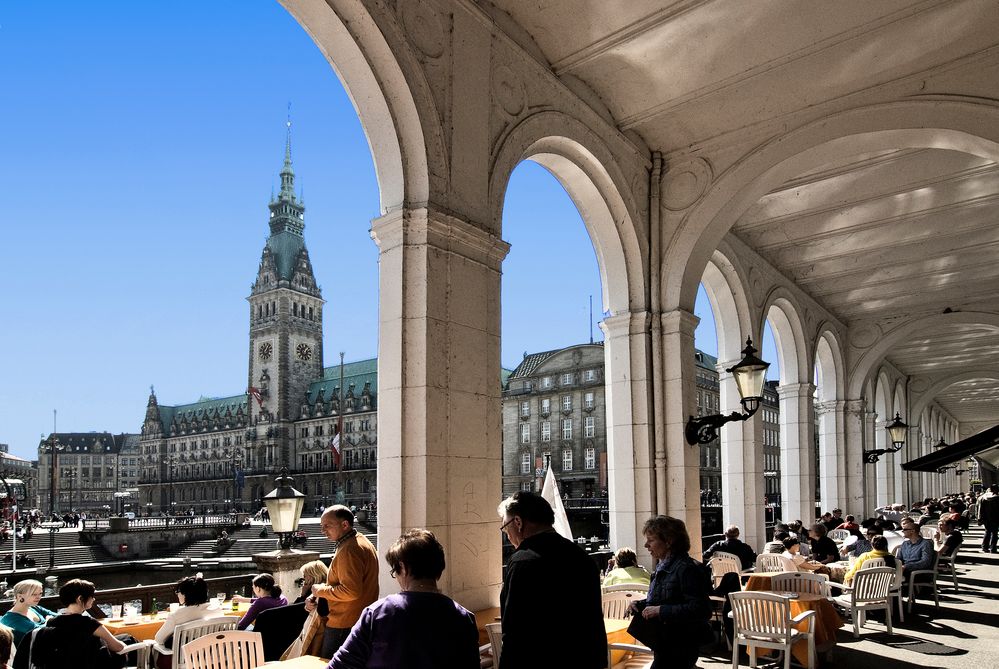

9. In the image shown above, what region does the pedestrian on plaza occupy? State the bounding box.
[498,491,606,669]
[978,484,999,553]
[309,505,378,659]
[702,525,757,569]
[326,528,479,669]
[630,515,712,669]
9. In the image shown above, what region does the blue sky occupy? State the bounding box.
[0,1,773,461]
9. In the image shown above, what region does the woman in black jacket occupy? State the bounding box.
[631,515,711,669]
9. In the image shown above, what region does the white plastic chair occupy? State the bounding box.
[607,641,654,669]
[603,582,650,594]
[907,552,944,612]
[755,553,797,573]
[828,529,851,543]
[712,550,742,564]
[919,525,937,540]
[601,590,645,620]
[119,639,156,669]
[153,616,239,669]
[832,566,895,637]
[484,622,502,667]
[770,571,829,597]
[182,630,264,669]
[708,554,743,588]
[728,591,816,669]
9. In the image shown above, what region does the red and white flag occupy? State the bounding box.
[248,387,263,409]
[329,425,341,469]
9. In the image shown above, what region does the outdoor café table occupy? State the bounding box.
[743,572,782,591]
[750,592,843,667]
[261,656,327,669]
[103,613,167,641]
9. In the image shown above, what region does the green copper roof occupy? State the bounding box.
[308,358,378,404]
[266,231,307,281]
[158,394,248,427]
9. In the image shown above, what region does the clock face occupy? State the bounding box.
[296,343,312,361]
[258,342,273,361]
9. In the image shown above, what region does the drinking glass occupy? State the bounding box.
[111,604,123,618]
[217,592,227,606]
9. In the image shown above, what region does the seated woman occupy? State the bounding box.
[781,537,829,574]
[234,574,287,631]
[0,580,57,649]
[602,548,650,588]
[808,523,839,564]
[327,529,480,669]
[842,535,896,585]
[279,561,331,660]
[153,575,222,669]
[295,560,329,604]
[14,579,127,669]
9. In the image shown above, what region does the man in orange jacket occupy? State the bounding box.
[308,505,379,658]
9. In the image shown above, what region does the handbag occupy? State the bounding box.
[626,612,660,651]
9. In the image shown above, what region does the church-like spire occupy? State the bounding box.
[279,116,295,201]
[267,113,305,238]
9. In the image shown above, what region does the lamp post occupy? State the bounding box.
[685,337,770,445]
[162,456,178,514]
[223,447,245,512]
[863,413,908,464]
[64,470,78,512]
[40,434,65,516]
[262,468,306,550]
[41,520,61,571]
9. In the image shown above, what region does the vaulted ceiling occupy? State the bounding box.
[483,0,999,430]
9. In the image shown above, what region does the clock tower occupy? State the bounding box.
[248,122,324,464]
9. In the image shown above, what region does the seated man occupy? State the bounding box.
[897,525,935,581]
[702,525,756,569]
[934,518,963,558]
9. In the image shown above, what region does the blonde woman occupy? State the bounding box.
[281,561,330,660]
[0,581,56,649]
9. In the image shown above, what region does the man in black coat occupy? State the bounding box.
[499,491,607,668]
[978,484,999,553]
[702,525,756,569]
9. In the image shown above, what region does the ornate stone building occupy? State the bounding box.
[34,433,140,515]
[1,443,39,512]
[501,344,607,499]
[133,131,377,514]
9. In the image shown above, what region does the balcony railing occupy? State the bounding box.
[81,514,238,532]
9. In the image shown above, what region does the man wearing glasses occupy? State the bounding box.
[309,505,379,658]
[897,524,934,580]
[497,491,607,668]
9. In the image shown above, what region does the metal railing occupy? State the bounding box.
[81,514,239,532]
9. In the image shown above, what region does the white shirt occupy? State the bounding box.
[154,602,223,646]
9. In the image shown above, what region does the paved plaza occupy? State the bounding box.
[697,526,999,669]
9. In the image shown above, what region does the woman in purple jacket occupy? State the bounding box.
[327,529,479,669]
[235,574,288,630]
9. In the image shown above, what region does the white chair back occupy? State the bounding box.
[755,553,797,573]
[850,567,895,604]
[728,592,816,669]
[183,630,265,669]
[601,590,645,619]
[828,529,851,542]
[708,555,742,586]
[168,617,240,669]
[712,550,741,563]
[861,557,886,570]
[485,622,502,667]
[920,525,937,540]
[602,582,649,593]
[770,571,828,596]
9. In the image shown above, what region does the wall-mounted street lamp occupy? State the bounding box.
[685,337,770,445]
[863,412,908,464]
[263,468,305,551]
[936,464,957,474]
[933,437,948,449]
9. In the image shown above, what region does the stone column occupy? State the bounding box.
[371,208,509,611]
[252,549,321,603]
[600,312,655,557]
[778,382,816,524]
[814,400,845,510]
[842,400,868,518]
[659,310,702,551]
[718,362,765,551]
